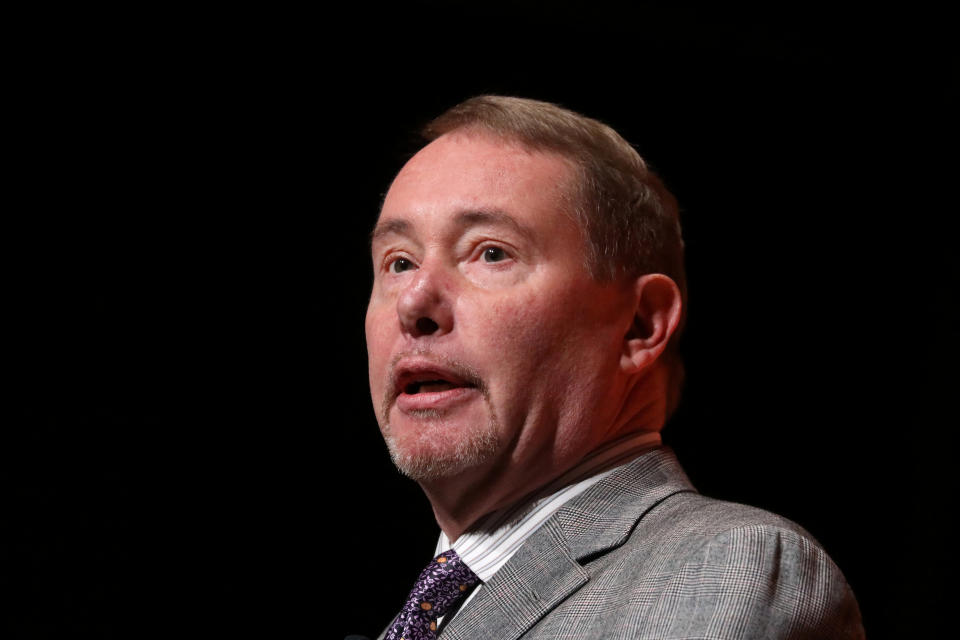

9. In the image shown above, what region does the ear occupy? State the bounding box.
[620,274,683,374]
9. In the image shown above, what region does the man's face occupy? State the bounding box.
[366,132,634,482]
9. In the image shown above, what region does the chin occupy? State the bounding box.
[383,415,501,481]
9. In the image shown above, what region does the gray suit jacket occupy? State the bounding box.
[387,447,864,639]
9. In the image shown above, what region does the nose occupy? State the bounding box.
[396,262,454,338]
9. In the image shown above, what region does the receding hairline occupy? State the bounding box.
[421,96,648,168]
[373,128,584,246]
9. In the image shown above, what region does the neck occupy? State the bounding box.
[422,366,669,541]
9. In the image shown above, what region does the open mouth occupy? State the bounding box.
[393,361,480,400]
[389,359,482,415]
[404,379,463,394]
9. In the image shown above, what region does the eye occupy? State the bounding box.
[389,257,416,273]
[482,246,509,263]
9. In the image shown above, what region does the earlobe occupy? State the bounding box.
[620,274,683,374]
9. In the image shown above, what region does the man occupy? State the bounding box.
[364,96,863,639]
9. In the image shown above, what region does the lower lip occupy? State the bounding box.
[395,387,478,412]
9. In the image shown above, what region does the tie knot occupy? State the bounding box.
[386,549,479,640]
[409,550,478,618]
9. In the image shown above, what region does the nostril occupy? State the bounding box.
[415,317,439,334]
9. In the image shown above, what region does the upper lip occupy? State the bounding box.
[391,357,477,397]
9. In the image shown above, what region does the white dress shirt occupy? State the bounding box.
[434,430,662,627]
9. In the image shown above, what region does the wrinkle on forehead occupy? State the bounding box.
[394,131,576,203]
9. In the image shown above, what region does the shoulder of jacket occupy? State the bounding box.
[611,490,842,573]
[641,490,818,540]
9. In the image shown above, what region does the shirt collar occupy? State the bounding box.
[436,430,662,581]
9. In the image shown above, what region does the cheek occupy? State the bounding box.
[478,292,575,373]
[365,307,394,385]
[489,286,619,389]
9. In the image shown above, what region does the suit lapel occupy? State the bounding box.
[439,447,695,639]
[438,517,587,640]
[558,446,696,563]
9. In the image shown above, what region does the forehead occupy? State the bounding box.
[379,132,577,227]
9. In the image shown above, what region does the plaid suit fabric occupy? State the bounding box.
[388,447,863,640]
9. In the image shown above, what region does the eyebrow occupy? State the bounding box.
[370,209,535,245]
[370,218,411,244]
[453,209,536,242]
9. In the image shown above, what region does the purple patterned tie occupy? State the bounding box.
[385,549,479,640]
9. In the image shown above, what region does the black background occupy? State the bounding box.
[5,3,954,638]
